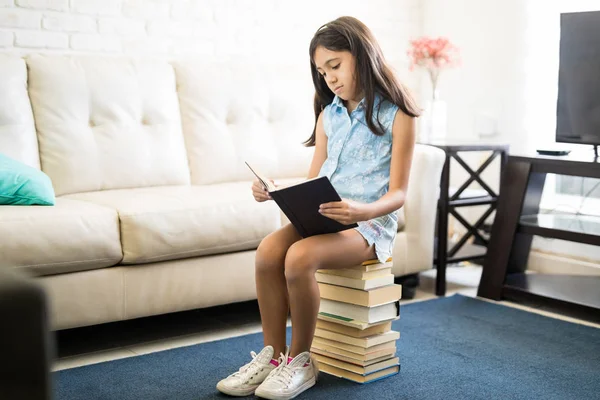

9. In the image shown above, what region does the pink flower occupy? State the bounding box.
[407,36,460,92]
[407,36,460,71]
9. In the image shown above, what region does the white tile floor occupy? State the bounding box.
[53,264,600,372]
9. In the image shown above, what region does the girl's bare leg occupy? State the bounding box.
[255,223,302,357]
[284,229,376,357]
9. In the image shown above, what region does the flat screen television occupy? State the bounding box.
[555,10,600,150]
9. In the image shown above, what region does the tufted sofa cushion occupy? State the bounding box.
[66,183,282,264]
[26,55,191,196]
[0,55,39,169]
[173,61,314,185]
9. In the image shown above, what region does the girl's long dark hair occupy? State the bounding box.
[304,16,421,146]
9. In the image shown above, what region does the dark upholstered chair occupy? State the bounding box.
[0,268,54,400]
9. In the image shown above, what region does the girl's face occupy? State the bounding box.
[313,46,360,101]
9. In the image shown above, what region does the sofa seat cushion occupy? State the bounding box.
[65,183,282,264]
[0,198,122,276]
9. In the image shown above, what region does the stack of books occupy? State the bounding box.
[313,258,402,384]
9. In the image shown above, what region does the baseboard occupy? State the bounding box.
[528,250,600,276]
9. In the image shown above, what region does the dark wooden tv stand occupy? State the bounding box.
[478,153,600,323]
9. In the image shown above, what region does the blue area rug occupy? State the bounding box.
[55,295,600,400]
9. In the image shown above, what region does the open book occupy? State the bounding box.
[245,161,358,237]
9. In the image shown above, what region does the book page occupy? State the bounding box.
[244,161,275,192]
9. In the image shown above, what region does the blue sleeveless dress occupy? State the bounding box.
[318,93,399,263]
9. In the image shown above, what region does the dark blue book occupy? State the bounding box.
[245,162,358,238]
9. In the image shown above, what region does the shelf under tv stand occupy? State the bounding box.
[477,153,600,323]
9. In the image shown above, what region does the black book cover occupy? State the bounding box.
[272,176,358,237]
[245,162,358,237]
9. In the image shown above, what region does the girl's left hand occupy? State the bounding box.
[319,199,368,225]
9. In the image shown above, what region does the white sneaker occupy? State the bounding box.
[255,350,319,400]
[216,345,281,397]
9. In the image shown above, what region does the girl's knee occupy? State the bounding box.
[255,236,285,275]
[284,243,319,284]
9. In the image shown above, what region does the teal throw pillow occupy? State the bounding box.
[0,153,55,205]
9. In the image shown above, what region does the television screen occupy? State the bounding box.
[556,11,600,145]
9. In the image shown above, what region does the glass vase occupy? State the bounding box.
[419,89,447,143]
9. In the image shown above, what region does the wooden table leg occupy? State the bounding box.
[478,159,532,299]
[507,171,546,274]
[436,153,450,296]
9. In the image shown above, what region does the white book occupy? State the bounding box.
[317,313,399,330]
[319,298,399,324]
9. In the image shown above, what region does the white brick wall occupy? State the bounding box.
[0,8,40,28]
[0,0,422,84]
[70,32,120,51]
[15,29,67,47]
[98,17,144,36]
[42,13,96,32]
[16,0,68,11]
[122,0,170,19]
[71,0,121,16]
[0,29,12,46]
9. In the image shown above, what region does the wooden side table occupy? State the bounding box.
[423,141,509,296]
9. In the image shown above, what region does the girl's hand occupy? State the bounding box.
[251,179,274,202]
[319,198,368,225]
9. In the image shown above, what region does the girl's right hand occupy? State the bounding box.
[252,179,272,202]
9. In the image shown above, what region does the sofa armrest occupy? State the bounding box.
[393,144,445,276]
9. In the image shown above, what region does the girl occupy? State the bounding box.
[217,16,419,399]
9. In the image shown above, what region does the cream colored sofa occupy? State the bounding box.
[0,54,445,331]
